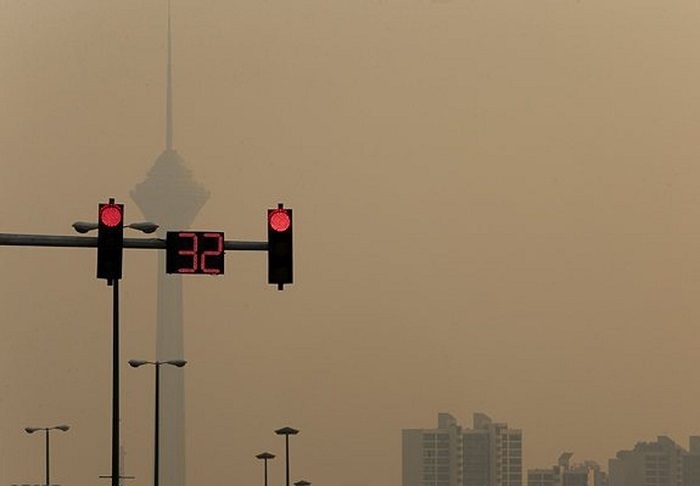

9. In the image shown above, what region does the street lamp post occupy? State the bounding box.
[24,424,70,486]
[274,426,299,486]
[255,452,275,486]
[73,219,157,486]
[128,359,187,486]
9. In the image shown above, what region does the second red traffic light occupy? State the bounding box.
[268,205,293,290]
[97,201,124,281]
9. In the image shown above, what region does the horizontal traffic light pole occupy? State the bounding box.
[0,233,267,251]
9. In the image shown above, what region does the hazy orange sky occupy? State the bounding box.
[2,1,700,485]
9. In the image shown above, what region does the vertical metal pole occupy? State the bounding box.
[285,435,290,486]
[112,278,120,486]
[155,363,161,486]
[45,429,50,486]
[263,458,268,486]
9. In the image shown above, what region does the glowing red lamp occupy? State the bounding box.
[269,209,291,233]
[100,204,123,227]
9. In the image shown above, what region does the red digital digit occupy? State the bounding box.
[178,232,198,273]
[201,233,223,274]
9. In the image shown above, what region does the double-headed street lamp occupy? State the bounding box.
[255,452,275,486]
[72,221,159,234]
[24,424,70,486]
[275,426,299,486]
[73,218,157,486]
[128,359,187,486]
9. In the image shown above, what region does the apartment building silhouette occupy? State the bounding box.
[403,413,523,486]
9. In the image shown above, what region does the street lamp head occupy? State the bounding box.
[294,480,311,486]
[164,359,187,368]
[275,426,299,436]
[72,221,99,233]
[126,222,159,234]
[130,358,186,368]
[25,425,69,433]
[256,452,276,460]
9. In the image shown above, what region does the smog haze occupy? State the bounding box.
[2,1,700,486]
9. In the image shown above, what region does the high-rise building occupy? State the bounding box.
[527,469,556,486]
[682,436,700,486]
[528,453,607,486]
[462,413,522,486]
[607,435,700,486]
[488,419,523,486]
[462,424,490,486]
[608,436,684,486]
[403,413,463,486]
[403,413,522,486]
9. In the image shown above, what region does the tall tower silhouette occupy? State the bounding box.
[131,3,208,486]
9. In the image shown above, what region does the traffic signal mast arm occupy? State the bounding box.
[0,233,267,251]
[1,199,290,289]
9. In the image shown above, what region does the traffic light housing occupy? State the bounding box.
[97,201,124,280]
[268,205,293,290]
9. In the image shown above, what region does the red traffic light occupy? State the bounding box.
[97,201,124,281]
[269,209,291,232]
[267,206,293,289]
[100,204,123,227]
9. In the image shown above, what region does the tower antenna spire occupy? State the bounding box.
[166,0,173,152]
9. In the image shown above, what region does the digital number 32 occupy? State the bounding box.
[178,232,223,274]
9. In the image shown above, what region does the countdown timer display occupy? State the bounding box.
[166,231,225,275]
